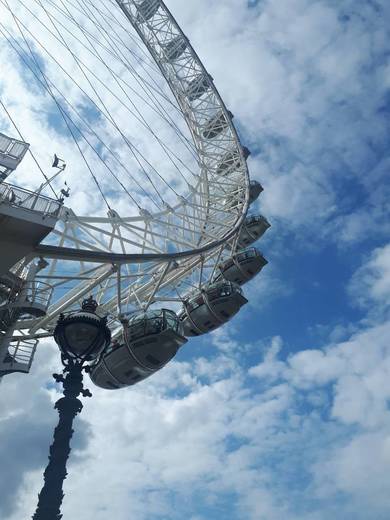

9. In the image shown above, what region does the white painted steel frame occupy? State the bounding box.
[9,0,251,337]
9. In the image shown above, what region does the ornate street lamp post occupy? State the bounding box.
[32,297,111,520]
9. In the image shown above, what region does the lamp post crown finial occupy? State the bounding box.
[82,296,98,313]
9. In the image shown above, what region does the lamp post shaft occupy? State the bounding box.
[32,298,109,519]
[32,363,85,520]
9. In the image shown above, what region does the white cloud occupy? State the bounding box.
[3,310,390,520]
[349,243,390,310]
[313,431,390,516]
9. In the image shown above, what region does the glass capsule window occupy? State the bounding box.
[187,294,204,312]
[237,248,258,261]
[206,287,220,302]
[166,313,177,330]
[246,215,268,225]
[219,285,233,297]
[208,281,241,300]
[223,258,235,269]
[185,282,242,311]
[127,309,180,340]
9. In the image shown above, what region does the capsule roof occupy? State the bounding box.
[214,248,268,286]
[238,214,270,248]
[125,308,183,342]
[178,281,247,336]
[249,180,263,205]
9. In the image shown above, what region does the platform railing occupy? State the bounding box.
[2,280,54,320]
[24,281,54,309]
[0,133,29,159]
[0,133,30,182]
[7,280,53,311]
[0,182,61,216]
[7,338,38,370]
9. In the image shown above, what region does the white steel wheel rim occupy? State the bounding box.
[3,0,250,336]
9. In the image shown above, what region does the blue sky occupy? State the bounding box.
[0,0,390,519]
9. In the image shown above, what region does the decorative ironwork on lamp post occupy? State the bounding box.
[32,297,111,520]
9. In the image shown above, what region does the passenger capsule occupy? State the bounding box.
[249,180,263,205]
[203,110,233,139]
[136,0,160,22]
[238,215,271,248]
[178,281,248,337]
[214,248,268,286]
[89,309,187,390]
[186,74,212,101]
[163,36,187,61]
[217,147,251,176]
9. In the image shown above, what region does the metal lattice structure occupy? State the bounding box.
[0,3,270,517]
[0,0,268,374]
[0,132,29,182]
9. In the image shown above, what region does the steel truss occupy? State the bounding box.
[2,0,251,350]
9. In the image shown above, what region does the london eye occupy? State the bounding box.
[0,2,270,516]
[0,0,270,387]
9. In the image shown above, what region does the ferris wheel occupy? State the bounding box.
[0,0,270,388]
